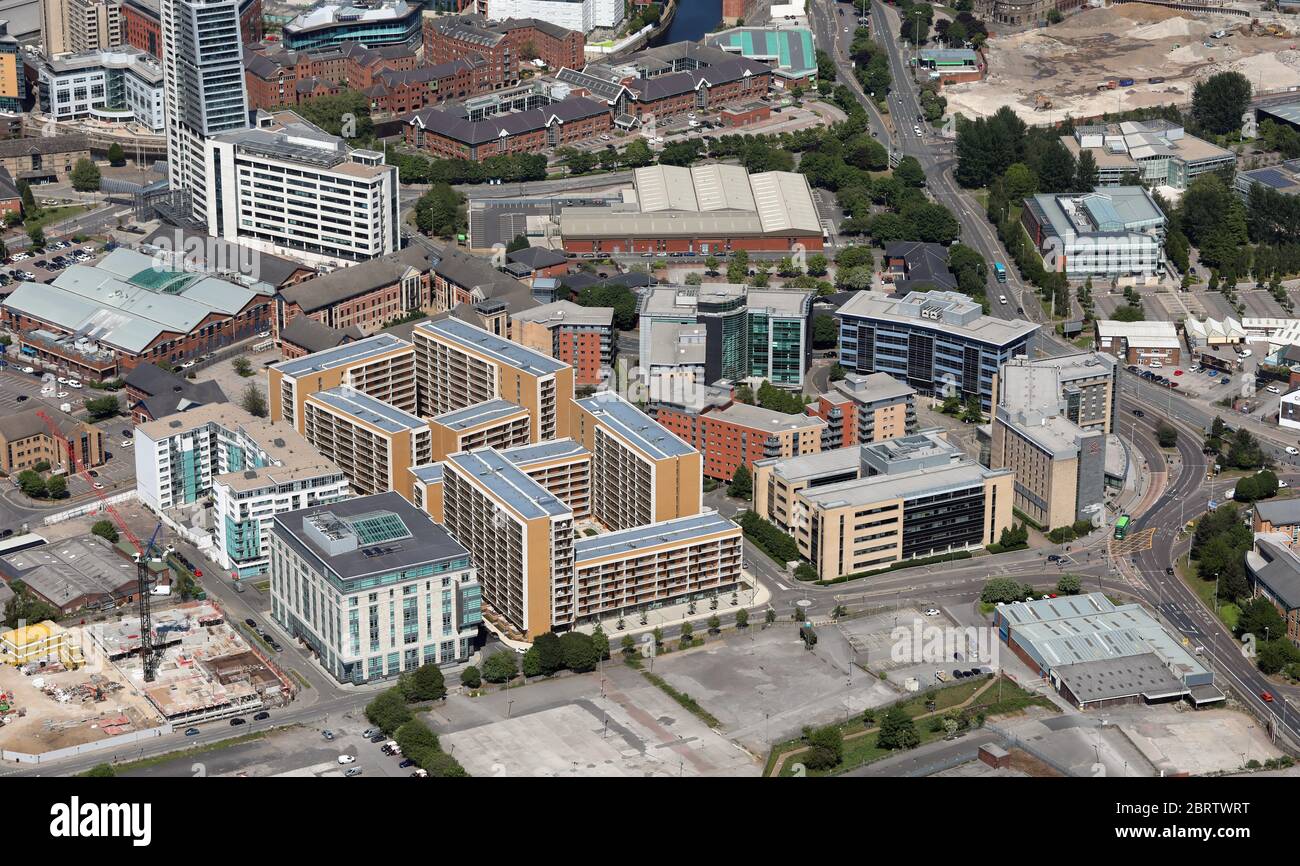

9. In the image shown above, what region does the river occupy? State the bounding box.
[654,0,725,45]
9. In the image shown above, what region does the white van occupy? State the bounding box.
[1149,360,1163,369]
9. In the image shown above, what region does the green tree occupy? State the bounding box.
[894,155,925,187]
[726,250,750,284]
[232,356,253,377]
[803,724,844,770]
[4,581,58,627]
[981,577,1032,605]
[1056,574,1082,596]
[728,464,753,500]
[1155,422,1177,448]
[91,519,119,544]
[680,620,694,647]
[591,623,610,660]
[559,631,599,673]
[26,225,46,250]
[532,632,565,675]
[812,312,838,349]
[17,470,46,498]
[70,158,101,192]
[364,687,414,734]
[735,608,749,629]
[240,383,268,418]
[506,234,529,253]
[876,705,920,750]
[1226,428,1265,470]
[1192,70,1252,136]
[624,137,654,168]
[107,143,126,167]
[1238,596,1287,641]
[405,663,447,702]
[45,475,67,499]
[18,179,35,213]
[413,183,465,237]
[482,650,519,683]
[521,645,542,677]
[460,665,481,688]
[1003,162,1038,201]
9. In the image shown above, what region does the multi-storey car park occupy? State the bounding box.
[269,491,482,684]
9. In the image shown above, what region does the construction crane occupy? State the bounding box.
[137,522,164,682]
[35,410,163,680]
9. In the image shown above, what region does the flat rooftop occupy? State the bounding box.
[432,398,528,433]
[512,299,613,329]
[576,392,696,460]
[837,290,1039,347]
[711,402,825,432]
[272,491,468,581]
[499,437,589,468]
[574,511,738,563]
[445,447,571,520]
[415,317,568,376]
[833,371,916,404]
[271,333,411,378]
[410,463,444,484]
[755,446,862,483]
[308,386,427,433]
[803,460,1002,509]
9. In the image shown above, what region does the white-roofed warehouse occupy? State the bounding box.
[559,164,826,256]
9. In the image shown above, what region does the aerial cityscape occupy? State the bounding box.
[1,0,1300,813]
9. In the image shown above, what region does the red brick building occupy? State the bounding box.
[364,57,496,115]
[654,401,826,482]
[243,41,418,111]
[720,102,771,127]
[405,94,612,162]
[512,300,613,386]
[422,14,584,87]
[274,247,434,338]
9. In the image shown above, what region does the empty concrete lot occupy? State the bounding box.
[432,664,758,778]
[649,625,898,754]
[1112,704,1283,776]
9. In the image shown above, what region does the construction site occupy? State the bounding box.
[945,4,1300,121]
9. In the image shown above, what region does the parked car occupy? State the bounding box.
[185,727,200,736]
[399,758,416,768]
[923,608,940,616]
[337,754,356,764]
[253,711,270,721]
[368,733,385,743]
[229,717,246,726]
[1287,447,1299,456]
[362,728,381,739]
[322,729,335,740]
[1132,409,1144,417]
[344,767,363,777]
[244,618,256,627]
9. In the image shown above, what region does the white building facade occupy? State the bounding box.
[484,0,622,33]
[38,47,165,131]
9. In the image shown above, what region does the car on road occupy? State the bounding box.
[344,767,363,777]
[92,482,104,490]
[999,294,1007,304]
[269,641,282,652]
[1047,554,1064,563]
[56,391,68,398]
[253,711,270,721]
[1165,567,1175,575]
[230,717,246,726]
[1288,447,1300,456]
[20,366,33,373]
[244,618,256,627]
[322,729,335,740]
[337,754,356,764]
[185,727,200,736]
[1262,691,1275,703]
[923,608,940,616]
[1268,385,1282,394]
[1132,409,1144,417]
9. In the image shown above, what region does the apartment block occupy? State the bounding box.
[301,386,432,500]
[498,438,591,519]
[805,372,917,450]
[0,408,104,475]
[441,447,575,640]
[211,434,350,578]
[755,432,1013,580]
[655,399,825,483]
[753,446,863,531]
[269,492,481,684]
[572,511,743,621]
[512,300,614,387]
[412,317,573,440]
[409,463,444,523]
[1000,352,1117,435]
[571,392,702,531]
[428,397,531,461]
[269,333,417,434]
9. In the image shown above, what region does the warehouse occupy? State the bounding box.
[559,164,825,255]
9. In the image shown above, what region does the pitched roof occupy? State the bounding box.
[279,316,365,354]
[279,247,431,313]
[507,246,567,270]
[408,96,609,146]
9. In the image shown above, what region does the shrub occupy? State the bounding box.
[460,665,481,688]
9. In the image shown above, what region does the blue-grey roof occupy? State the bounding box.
[576,392,695,459]
[432,398,527,432]
[410,463,444,484]
[575,511,738,562]
[415,318,567,376]
[445,447,571,520]
[499,437,589,467]
[309,386,426,433]
[272,333,410,377]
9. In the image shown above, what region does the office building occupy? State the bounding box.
[123,0,263,56]
[422,13,584,83]
[159,0,249,222]
[655,398,825,483]
[571,391,701,531]
[1236,158,1300,201]
[836,290,1039,409]
[412,317,573,441]
[805,371,917,450]
[560,164,823,256]
[914,48,984,85]
[441,447,574,640]
[123,361,228,422]
[301,385,432,500]
[994,593,1220,709]
[134,403,331,516]
[428,397,531,461]
[990,403,1105,532]
[1020,187,1167,279]
[1001,352,1117,434]
[483,0,621,33]
[512,300,613,387]
[37,46,165,131]
[1062,121,1234,191]
[572,511,743,621]
[269,491,481,684]
[1094,319,1180,366]
[204,110,400,267]
[638,282,814,389]
[1247,534,1300,647]
[753,431,1013,580]
[0,407,103,474]
[211,431,349,578]
[274,246,433,339]
[405,88,612,163]
[269,333,417,433]
[283,0,422,50]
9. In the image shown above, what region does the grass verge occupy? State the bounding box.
[640,670,720,728]
[81,728,278,775]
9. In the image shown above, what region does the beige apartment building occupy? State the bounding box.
[570,391,702,531]
[428,398,531,462]
[409,463,445,522]
[43,0,123,56]
[498,438,592,519]
[269,334,417,435]
[441,447,576,640]
[572,512,743,621]
[301,386,432,501]
[412,317,573,442]
[805,372,917,450]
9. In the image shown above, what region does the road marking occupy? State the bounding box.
[775,582,789,591]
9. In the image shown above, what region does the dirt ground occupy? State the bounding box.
[0,637,163,755]
[946,4,1300,121]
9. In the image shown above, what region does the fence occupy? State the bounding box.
[42,489,137,526]
[2,723,172,765]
